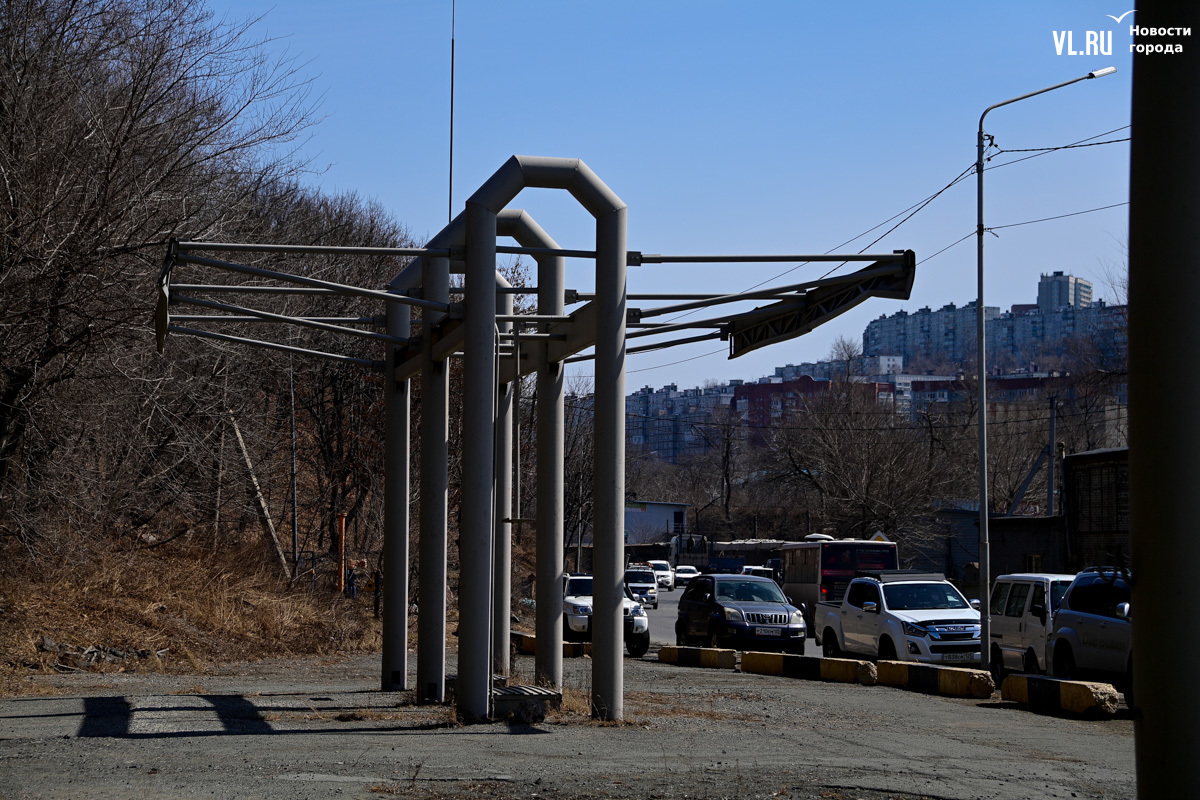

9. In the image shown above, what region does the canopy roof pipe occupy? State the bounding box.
[497,209,566,690]
[385,156,626,721]
[388,209,549,705]
[458,156,627,721]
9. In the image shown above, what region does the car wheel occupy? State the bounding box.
[708,625,724,650]
[627,631,650,658]
[675,622,688,647]
[822,629,841,658]
[878,636,897,662]
[1053,642,1076,680]
[787,639,805,656]
[990,645,1006,685]
[1024,649,1040,676]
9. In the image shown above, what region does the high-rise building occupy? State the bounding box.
[862,301,996,366]
[864,272,1117,368]
[1037,271,1093,313]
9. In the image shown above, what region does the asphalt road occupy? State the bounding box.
[0,647,1135,799]
[0,633,1132,800]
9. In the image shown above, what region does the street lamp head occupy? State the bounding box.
[1088,66,1118,79]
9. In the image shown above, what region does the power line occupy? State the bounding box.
[576,125,1128,382]
[984,125,1130,172]
[988,202,1128,232]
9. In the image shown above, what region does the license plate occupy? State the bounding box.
[943,652,975,662]
[755,627,782,637]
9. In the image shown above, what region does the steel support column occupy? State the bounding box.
[591,207,627,720]
[381,287,411,691]
[492,281,514,677]
[459,201,498,720]
[417,255,451,703]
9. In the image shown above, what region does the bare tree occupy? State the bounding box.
[766,387,956,547]
[0,0,318,553]
[828,334,863,380]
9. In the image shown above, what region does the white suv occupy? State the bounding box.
[623,566,659,608]
[647,560,675,591]
[563,574,651,657]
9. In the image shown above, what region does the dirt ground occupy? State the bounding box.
[0,648,1135,800]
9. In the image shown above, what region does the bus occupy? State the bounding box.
[781,537,899,625]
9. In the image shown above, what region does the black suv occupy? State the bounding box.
[675,573,806,654]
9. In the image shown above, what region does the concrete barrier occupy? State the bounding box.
[657,645,736,670]
[1001,674,1120,716]
[876,661,994,698]
[508,632,587,658]
[741,652,877,685]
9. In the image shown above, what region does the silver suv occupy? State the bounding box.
[1048,567,1132,703]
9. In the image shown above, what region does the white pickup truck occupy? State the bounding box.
[814,571,981,665]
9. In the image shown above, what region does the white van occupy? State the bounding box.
[987,573,1076,680]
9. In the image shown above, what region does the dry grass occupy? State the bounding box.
[0,539,382,696]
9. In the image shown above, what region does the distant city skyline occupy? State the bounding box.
[630,271,1122,396]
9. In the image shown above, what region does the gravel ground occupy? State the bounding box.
[0,647,1135,800]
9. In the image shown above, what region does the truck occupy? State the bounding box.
[813,571,981,665]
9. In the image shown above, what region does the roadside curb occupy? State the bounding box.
[509,632,588,658]
[1001,674,1120,716]
[876,661,994,698]
[741,652,877,685]
[657,645,737,670]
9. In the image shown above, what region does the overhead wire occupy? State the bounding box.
[570,124,1129,380]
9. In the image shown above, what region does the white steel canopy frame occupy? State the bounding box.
[154,154,917,724]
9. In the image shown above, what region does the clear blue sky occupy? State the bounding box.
[220,0,1132,390]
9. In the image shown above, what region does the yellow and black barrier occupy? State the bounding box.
[509,632,587,658]
[657,645,737,670]
[876,660,994,698]
[741,652,877,685]
[1001,674,1120,716]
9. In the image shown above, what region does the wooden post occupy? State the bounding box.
[228,410,290,578]
[337,513,347,593]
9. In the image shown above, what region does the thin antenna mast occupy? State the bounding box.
[448,0,455,224]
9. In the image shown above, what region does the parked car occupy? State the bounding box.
[675,573,806,654]
[562,574,651,657]
[623,566,659,609]
[987,572,1076,680]
[814,571,981,665]
[647,559,675,591]
[673,565,700,586]
[1048,567,1133,703]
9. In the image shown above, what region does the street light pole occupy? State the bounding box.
[975,66,1115,677]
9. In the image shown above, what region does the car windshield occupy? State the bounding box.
[714,579,786,604]
[625,570,655,583]
[566,577,593,596]
[883,583,970,610]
